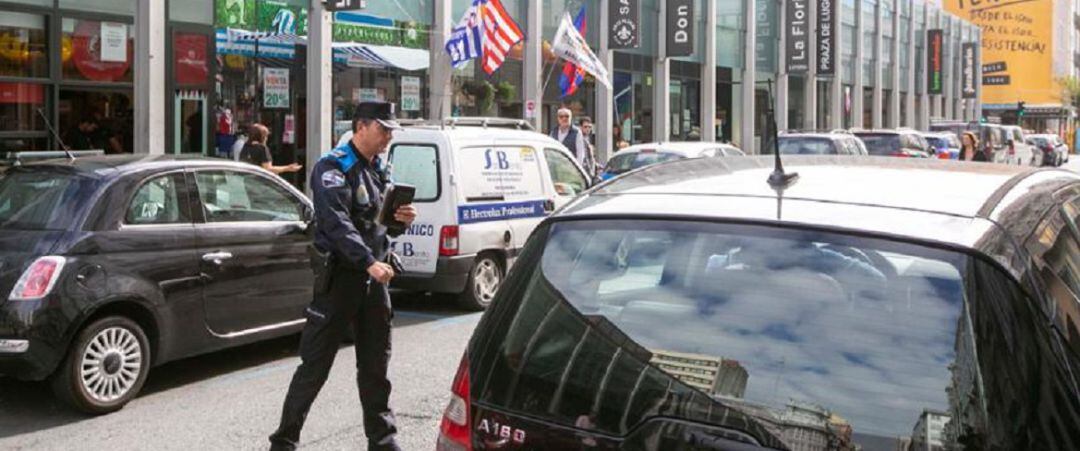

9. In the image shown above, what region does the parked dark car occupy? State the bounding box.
[0,155,313,413]
[852,130,931,158]
[439,156,1080,450]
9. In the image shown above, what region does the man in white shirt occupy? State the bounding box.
[549,108,592,171]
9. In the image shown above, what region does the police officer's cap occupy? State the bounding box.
[354,101,402,131]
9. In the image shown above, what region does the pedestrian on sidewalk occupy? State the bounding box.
[959,132,987,162]
[240,123,302,174]
[269,102,417,451]
[550,108,595,171]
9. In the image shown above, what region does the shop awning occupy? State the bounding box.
[216,29,296,59]
[332,43,429,71]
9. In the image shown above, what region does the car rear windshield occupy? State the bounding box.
[855,134,902,155]
[605,151,683,175]
[468,219,1065,449]
[778,137,836,155]
[925,137,948,150]
[0,169,90,230]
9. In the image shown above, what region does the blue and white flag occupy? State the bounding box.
[444,1,483,68]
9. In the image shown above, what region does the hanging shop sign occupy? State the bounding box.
[401,76,421,112]
[333,14,430,50]
[756,0,777,72]
[927,29,943,95]
[961,42,976,99]
[610,0,640,49]
[666,0,694,57]
[785,0,810,73]
[816,0,836,76]
[174,33,209,85]
[326,0,366,12]
[263,68,290,109]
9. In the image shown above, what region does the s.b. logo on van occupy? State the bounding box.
[483,149,510,170]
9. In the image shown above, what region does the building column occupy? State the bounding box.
[741,0,757,150]
[889,0,901,128]
[829,0,843,130]
[929,8,940,122]
[805,0,818,130]
[703,0,719,140]
[953,23,964,120]
[919,5,930,130]
[597,0,615,158]
[871,0,883,128]
[135,0,166,155]
[943,17,954,119]
[305,0,332,189]
[429,0,453,119]
[654,0,671,142]
[905,0,916,128]
[852,0,864,128]
[974,29,982,121]
[524,0,543,131]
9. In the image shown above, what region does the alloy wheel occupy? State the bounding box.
[79,326,143,404]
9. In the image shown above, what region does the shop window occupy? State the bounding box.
[62,18,134,83]
[0,83,46,132]
[0,137,47,152]
[60,0,135,16]
[59,89,133,154]
[0,12,48,79]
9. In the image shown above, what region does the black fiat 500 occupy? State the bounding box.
[0,155,313,413]
[439,156,1080,450]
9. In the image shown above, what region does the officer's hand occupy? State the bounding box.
[394,204,418,226]
[367,261,395,284]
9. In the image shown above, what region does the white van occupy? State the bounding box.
[385,118,592,310]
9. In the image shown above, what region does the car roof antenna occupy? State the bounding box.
[37,108,75,161]
[764,80,798,189]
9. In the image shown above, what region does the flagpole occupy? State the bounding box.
[541,61,559,98]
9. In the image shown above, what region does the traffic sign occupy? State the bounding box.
[325,0,366,12]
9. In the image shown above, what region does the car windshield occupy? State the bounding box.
[778,137,836,155]
[856,134,902,155]
[605,151,683,175]
[0,169,90,230]
[474,219,995,449]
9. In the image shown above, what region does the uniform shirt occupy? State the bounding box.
[310,140,399,270]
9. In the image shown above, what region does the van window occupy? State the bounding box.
[457,146,545,202]
[389,144,439,201]
[543,148,588,197]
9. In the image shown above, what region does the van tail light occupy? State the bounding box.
[9,256,66,301]
[437,353,472,451]
[440,226,460,257]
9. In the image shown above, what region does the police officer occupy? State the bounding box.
[269,102,416,451]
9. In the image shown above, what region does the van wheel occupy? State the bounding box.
[458,254,503,311]
[51,316,151,415]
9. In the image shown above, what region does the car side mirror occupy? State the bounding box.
[302,205,314,228]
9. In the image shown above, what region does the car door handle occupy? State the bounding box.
[202,251,234,264]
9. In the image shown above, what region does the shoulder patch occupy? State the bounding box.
[321,169,346,188]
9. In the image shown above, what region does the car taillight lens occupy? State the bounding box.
[437,353,471,451]
[9,256,65,301]
[891,152,910,158]
[440,226,460,257]
[937,152,951,160]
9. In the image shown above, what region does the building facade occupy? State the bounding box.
[0,0,980,162]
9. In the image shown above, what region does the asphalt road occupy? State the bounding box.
[0,293,481,450]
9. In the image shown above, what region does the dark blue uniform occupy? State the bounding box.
[270,140,400,451]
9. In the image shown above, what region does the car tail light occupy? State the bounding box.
[9,256,66,301]
[891,151,910,158]
[440,226,460,257]
[937,152,951,160]
[437,353,471,451]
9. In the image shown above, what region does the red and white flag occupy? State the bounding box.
[479,0,523,74]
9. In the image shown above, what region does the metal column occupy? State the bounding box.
[598,0,615,159]
[524,0,543,131]
[654,0,671,142]
[905,0,916,128]
[852,0,864,128]
[135,0,165,154]
[429,0,453,119]
[889,0,901,128]
[741,0,757,151]
[871,0,883,129]
[305,0,332,193]
[805,0,818,130]
[703,0,719,140]
[830,0,843,130]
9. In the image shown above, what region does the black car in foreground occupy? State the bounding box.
[439,156,1080,450]
[0,155,313,413]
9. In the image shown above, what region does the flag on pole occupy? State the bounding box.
[445,2,483,68]
[558,6,587,98]
[551,12,611,90]
[443,0,523,74]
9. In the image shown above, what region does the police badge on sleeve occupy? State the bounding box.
[321,169,346,188]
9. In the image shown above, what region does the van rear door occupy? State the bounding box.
[388,142,444,275]
[455,145,548,258]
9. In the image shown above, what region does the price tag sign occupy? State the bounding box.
[263,68,290,109]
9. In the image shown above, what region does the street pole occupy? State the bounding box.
[429,0,453,119]
[524,1,542,131]
[598,0,615,158]
[135,0,165,154]
[305,0,332,196]
[654,0,671,142]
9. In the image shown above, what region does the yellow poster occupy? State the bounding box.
[942,0,1057,106]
